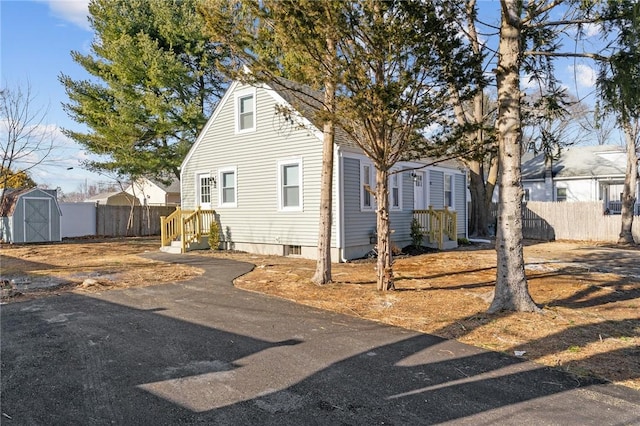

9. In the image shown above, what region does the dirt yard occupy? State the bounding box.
[1,237,638,390]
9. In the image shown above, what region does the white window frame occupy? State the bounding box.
[235,88,256,133]
[389,170,402,211]
[218,166,237,208]
[361,162,376,211]
[196,172,212,209]
[277,158,303,211]
[556,186,567,202]
[444,173,454,209]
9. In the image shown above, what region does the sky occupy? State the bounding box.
[1,0,102,194]
[1,0,608,195]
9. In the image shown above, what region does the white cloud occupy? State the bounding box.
[569,64,597,89]
[582,23,600,38]
[40,0,91,31]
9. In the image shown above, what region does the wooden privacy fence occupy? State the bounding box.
[95,205,176,237]
[489,201,640,242]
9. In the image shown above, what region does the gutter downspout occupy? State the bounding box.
[336,146,348,263]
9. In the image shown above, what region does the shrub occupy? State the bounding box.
[410,218,423,248]
[208,221,221,250]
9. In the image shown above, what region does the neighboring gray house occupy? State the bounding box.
[521,145,640,214]
[0,188,62,243]
[175,79,467,261]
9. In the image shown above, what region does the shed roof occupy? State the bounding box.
[522,145,628,180]
[0,187,59,217]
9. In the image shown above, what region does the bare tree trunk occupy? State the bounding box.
[312,38,337,285]
[468,158,497,236]
[375,167,394,291]
[618,118,638,244]
[490,0,539,313]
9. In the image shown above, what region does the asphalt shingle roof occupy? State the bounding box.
[521,145,628,180]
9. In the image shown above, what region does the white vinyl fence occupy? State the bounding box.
[60,203,176,238]
[489,202,640,243]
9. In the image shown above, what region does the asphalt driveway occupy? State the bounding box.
[1,253,638,425]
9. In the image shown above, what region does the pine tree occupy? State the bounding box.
[60,0,228,182]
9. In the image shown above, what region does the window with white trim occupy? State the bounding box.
[278,159,302,211]
[390,171,402,210]
[444,174,453,208]
[556,187,567,202]
[235,89,256,133]
[218,166,237,207]
[361,162,375,211]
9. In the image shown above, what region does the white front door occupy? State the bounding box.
[413,172,425,210]
[196,173,212,209]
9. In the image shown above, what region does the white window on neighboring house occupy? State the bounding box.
[278,159,302,211]
[197,173,212,208]
[361,162,375,211]
[235,89,256,133]
[218,167,237,207]
[444,174,454,208]
[390,171,402,210]
[556,187,567,202]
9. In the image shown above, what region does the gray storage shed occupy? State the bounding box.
[0,188,62,243]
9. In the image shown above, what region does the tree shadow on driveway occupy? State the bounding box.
[2,274,639,425]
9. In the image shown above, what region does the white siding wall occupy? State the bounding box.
[181,83,335,252]
[126,180,166,205]
[555,179,597,202]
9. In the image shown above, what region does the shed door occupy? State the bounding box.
[24,198,51,242]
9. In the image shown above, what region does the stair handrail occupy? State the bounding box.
[160,207,182,247]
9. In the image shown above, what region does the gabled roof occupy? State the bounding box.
[522,145,628,180]
[183,77,465,171]
[0,187,59,217]
[266,78,359,150]
[136,176,181,193]
[151,177,180,193]
[84,191,140,204]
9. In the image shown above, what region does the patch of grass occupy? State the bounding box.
[567,345,582,353]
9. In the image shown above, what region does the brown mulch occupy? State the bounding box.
[1,237,638,390]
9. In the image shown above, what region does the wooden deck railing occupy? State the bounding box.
[413,207,457,249]
[160,207,216,252]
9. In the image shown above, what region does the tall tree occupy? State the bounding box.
[1,81,53,205]
[60,0,227,182]
[446,0,498,238]
[334,1,479,290]
[203,0,478,291]
[200,0,344,285]
[491,0,540,312]
[489,0,640,311]
[598,0,640,244]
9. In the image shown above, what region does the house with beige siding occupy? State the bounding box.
[171,79,467,261]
